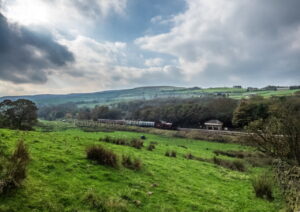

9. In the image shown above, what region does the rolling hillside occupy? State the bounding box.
[0,86,299,107]
[0,121,284,211]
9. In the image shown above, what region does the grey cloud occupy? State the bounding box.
[0,13,74,84]
[137,0,300,87]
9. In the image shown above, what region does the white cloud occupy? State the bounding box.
[2,0,127,34]
[145,58,164,67]
[136,0,300,86]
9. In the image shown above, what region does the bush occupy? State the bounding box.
[147,144,156,151]
[102,136,113,142]
[232,160,246,172]
[213,150,245,158]
[122,155,142,171]
[130,139,144,149]
[185,153,194,159]
[86,145,118,168]
[246,157,273,167]
[252,174,274,201]
[165,150,176,158]
[213,157,246,172]
[0,140,30,194]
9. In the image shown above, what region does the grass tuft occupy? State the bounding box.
[0,140,30,194]
[122,155,142,171]
[86,145,118,168]
[213,157,246,172]
[147,144,156,151]
[252,174,274,201]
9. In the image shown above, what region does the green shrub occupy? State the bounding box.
[86,145,118,168]
[252,174,274,201]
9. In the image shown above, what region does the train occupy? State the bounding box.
[97,119,176,130]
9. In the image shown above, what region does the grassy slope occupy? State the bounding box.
[1,87,298,107]
[0,124,284,211]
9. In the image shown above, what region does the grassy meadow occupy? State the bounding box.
[0,122,284,211]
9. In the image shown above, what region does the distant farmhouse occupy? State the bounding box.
[233,85,242,89]
[204,120,223,130]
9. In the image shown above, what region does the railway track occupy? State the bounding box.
[178,128,248,135]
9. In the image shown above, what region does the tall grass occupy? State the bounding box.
[252,174,274,201]
[0,140,30,194]
[86,145,118,168]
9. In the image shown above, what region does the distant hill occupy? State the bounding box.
[0,86,299,107]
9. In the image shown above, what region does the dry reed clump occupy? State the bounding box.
[0,140,30,194]
[147,144,156,151]
[130,139,144,149]
[252,174,274,201]
[213,150,273,167]
[100,136,144,149]
[212,157,246,172]
[165,150,176,157]
[122,155,142,171]
[83,190,128,211]
[86,145,118,168]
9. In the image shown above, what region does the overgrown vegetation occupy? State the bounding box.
[100,136,144,149]
[0,140,30,194]
[212,157,246,172]
[146,144,155,151]
[245,96,300,165]
[165,150,176,157]
[83,190,128,212]
[122,155,142,171]
[213,150,273,167]
[252,174,274,201]
[86,145,118,168]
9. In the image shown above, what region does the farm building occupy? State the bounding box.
[204,120,223,130]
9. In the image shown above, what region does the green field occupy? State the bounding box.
[0,122,284,211]
[1,86,299,107]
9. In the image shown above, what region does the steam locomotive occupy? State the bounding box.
[97,119,176,130]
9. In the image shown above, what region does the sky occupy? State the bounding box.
[0,0,299,96]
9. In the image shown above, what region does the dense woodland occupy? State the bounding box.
[38,97,238,128]
[38,95,300,129]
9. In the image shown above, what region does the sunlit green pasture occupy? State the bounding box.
[0,123,284,211]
